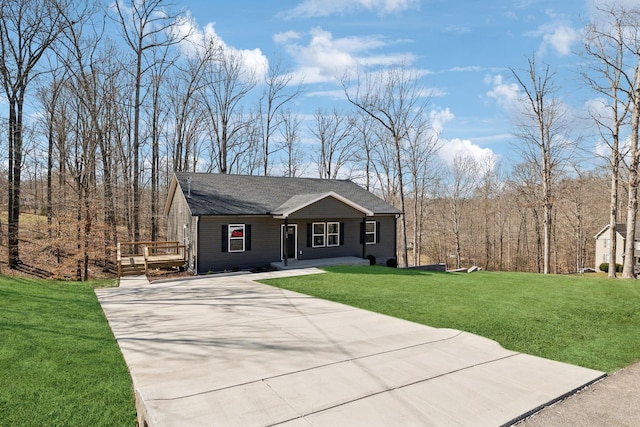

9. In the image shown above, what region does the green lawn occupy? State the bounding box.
[262,266,640,373]
[0,276,136,426]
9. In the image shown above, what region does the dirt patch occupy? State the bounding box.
[516,361,640,426]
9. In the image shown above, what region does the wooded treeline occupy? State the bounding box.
[0,0,638,279]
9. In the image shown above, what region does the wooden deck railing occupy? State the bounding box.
[117,241,186,278]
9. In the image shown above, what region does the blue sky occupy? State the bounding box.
[174,0,626,169]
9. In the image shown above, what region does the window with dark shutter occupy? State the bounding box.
[223,224,250,252]
[365,221,377,244]
[228,224,246,252]
[339,222,345,245]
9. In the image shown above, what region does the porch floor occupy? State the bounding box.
[271,256,369,270]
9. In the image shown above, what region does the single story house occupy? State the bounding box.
[164,172,402,273]
[594,223,640,271]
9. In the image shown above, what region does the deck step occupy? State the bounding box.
[119,264,146,276]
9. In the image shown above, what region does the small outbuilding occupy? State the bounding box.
[164,172,402,274]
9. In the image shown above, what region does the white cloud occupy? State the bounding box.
[175,12,268,82]
[438,138,498,168]
[275,27,416,84]
[306,90,350,100]
[542,24,578,55]
[273,30,301,45]
[279,0,420,19]
[485,74,520,109]
[524,11,579,57]
[449,66,482,73]
[444,24,471,34]
[430,107,455,134]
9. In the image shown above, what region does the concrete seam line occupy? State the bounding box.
[266,353,523,427]
[147,330,469,402]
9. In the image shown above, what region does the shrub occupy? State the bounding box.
[366,255,376,266]
[386,258,398,268]
[599,262,624,273]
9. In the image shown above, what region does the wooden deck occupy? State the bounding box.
[117,241,187,278]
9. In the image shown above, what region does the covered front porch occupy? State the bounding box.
[270,256,369,270]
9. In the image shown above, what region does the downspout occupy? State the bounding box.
[193,216,199,274]
[395,214,400,264]
[362,217,366,259]
[284,217,289,267]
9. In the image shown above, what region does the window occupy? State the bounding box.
[365,221,376,244]
[228,224,245,252]
[312,223,325,247]
[636,240,640,250]
[604,238,610,248]
[327,222,340,247]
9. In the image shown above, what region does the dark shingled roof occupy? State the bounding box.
[174,172,402,216]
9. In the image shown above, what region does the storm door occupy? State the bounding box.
[281,224,297,261]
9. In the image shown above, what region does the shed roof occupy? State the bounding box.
[169,172,402,217]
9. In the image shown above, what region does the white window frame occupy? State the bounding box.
[228,224,245,253]
[604,238,609,248]
[312,222,326,247]
[635,240,640,250]
[365,221,376,245]
[327,222,340,247]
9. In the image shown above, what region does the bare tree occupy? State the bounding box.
[622,62,640,278]
[448,154,477,269]
[168,54,208,172]
[311,108,357,179]
[148,45,175,241]
[352,111,380,191]
[583,5,634,278]
[258,60,301,176]
[405,118,440,266]
[477,156,499,270]
[511,56,571,274]
[114,0,186,245]
[200,45,256,173]
[344,65,430,267]
[279,109,304,177]
[0,0,74,268]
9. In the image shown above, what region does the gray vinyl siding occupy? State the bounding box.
[193,215,396,272]
[298,215,396,263]
[197,216,281,273]
[290,198,365,219]
[166,188,197,270]
[362,216,397,262]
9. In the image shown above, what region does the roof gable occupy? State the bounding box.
[273,192,374,218]
[594,223,640,240]
[171,172,401,217]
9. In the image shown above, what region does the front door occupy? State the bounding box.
[281,225,297,261]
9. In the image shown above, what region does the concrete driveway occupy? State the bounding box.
[96,269,605,427]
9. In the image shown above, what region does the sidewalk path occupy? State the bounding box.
[97,270,605,427]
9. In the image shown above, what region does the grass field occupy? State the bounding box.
[262,266,640,373]
[0,276,136,426]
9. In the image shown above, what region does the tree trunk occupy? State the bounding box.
[622,67,640,278]
[8,99,23,268]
